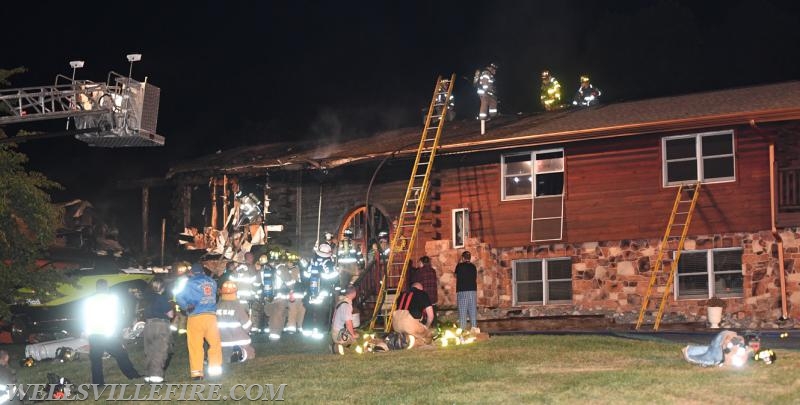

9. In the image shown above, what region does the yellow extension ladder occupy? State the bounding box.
[368,74,456,332]
[635,183,702,330]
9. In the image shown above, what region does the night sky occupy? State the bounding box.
[3,0,800,249]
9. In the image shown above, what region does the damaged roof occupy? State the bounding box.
[169,81,800,177]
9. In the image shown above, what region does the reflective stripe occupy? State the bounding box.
[269,333,281,340]
[221,338,252,347]
[242,320,252,330]
[217,321,243,329]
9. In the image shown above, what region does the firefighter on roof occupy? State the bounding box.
[572,75,601,107]
[176,263,222,380]
[540,70,562,111]
[217,280,255,362]
[474,63,498,120]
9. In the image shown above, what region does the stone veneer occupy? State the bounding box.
[426,228,800,329]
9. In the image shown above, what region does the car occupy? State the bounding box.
[10,255,153,343]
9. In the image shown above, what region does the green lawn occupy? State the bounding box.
[11,333,800,404]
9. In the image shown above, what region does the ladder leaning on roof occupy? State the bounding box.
[635,183,702,330]
[368,74,456,332]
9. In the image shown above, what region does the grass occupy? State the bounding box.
[9,333,800,404]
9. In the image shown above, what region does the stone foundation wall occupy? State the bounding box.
[426,228,800,328]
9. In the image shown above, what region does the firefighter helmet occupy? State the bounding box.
[230,346,245,363]
[314,243,333,258]
[755,348,777,365]
[541,70,551,79]
[174,261,191,275]
[55,347,76,363]
[220,280,238,295]
[580,75,590,83]
[342,229,354,238]
[489,63,498,71]
[385,331,410,350]
[258,254,269,265]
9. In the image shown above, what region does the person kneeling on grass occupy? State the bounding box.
[392,282,434,345]
[330,287,359,353]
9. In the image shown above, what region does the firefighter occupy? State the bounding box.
[265,259,291,341]
[337,229,362,291]
[474,63,498,120]
[216,280,255,362]
[84,279,141,385]
[284,259,306,334]
[229,256,260,332]
[302,243,338,340]
[175,263,222,380]
[572,75,601,107]
[540,70,562,111]
[170,261,191,334]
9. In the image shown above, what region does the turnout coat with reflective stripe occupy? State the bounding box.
[216,299,252,347]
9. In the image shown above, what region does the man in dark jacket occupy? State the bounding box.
[409,256,438,305]
[454,251,478,332]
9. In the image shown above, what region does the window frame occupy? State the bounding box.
[451,208,469,248]
[501,152,533,201]
[512,257,573,305]
[673,247,744,300]
[662,130,736,187]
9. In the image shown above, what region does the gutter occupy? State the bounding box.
[323,107,800,168]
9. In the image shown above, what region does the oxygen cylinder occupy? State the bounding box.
[25,337,90,361]
[262,269,274,302]
[308,267,321,299]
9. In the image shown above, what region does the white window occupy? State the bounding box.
[501,149,565,242]
[662,130,735,186]
[451,208,469,248]
[501,149,565,200]
[512,258,572,305]
[675,248,744,299]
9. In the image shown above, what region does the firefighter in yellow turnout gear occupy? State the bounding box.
[284,260,306,334]
[264,260,291,341]
[540,70,562,111]
[175,263,222,380]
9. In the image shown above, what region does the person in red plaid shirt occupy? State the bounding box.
[409,256,438,305]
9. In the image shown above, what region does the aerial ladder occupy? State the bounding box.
[0,55,164,147]
[368,74,455,332]
[635,183,702,330]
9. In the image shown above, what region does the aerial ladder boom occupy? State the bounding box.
[0,59,164,147]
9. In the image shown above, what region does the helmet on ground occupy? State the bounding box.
[20,357,35,367]
[220,280,238,295]
[385,332,410,350]
[55,347,76,363]
[580,75,590,83]
[754,348,777,365]
[230,346,244,363]
[337,329,353,344]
